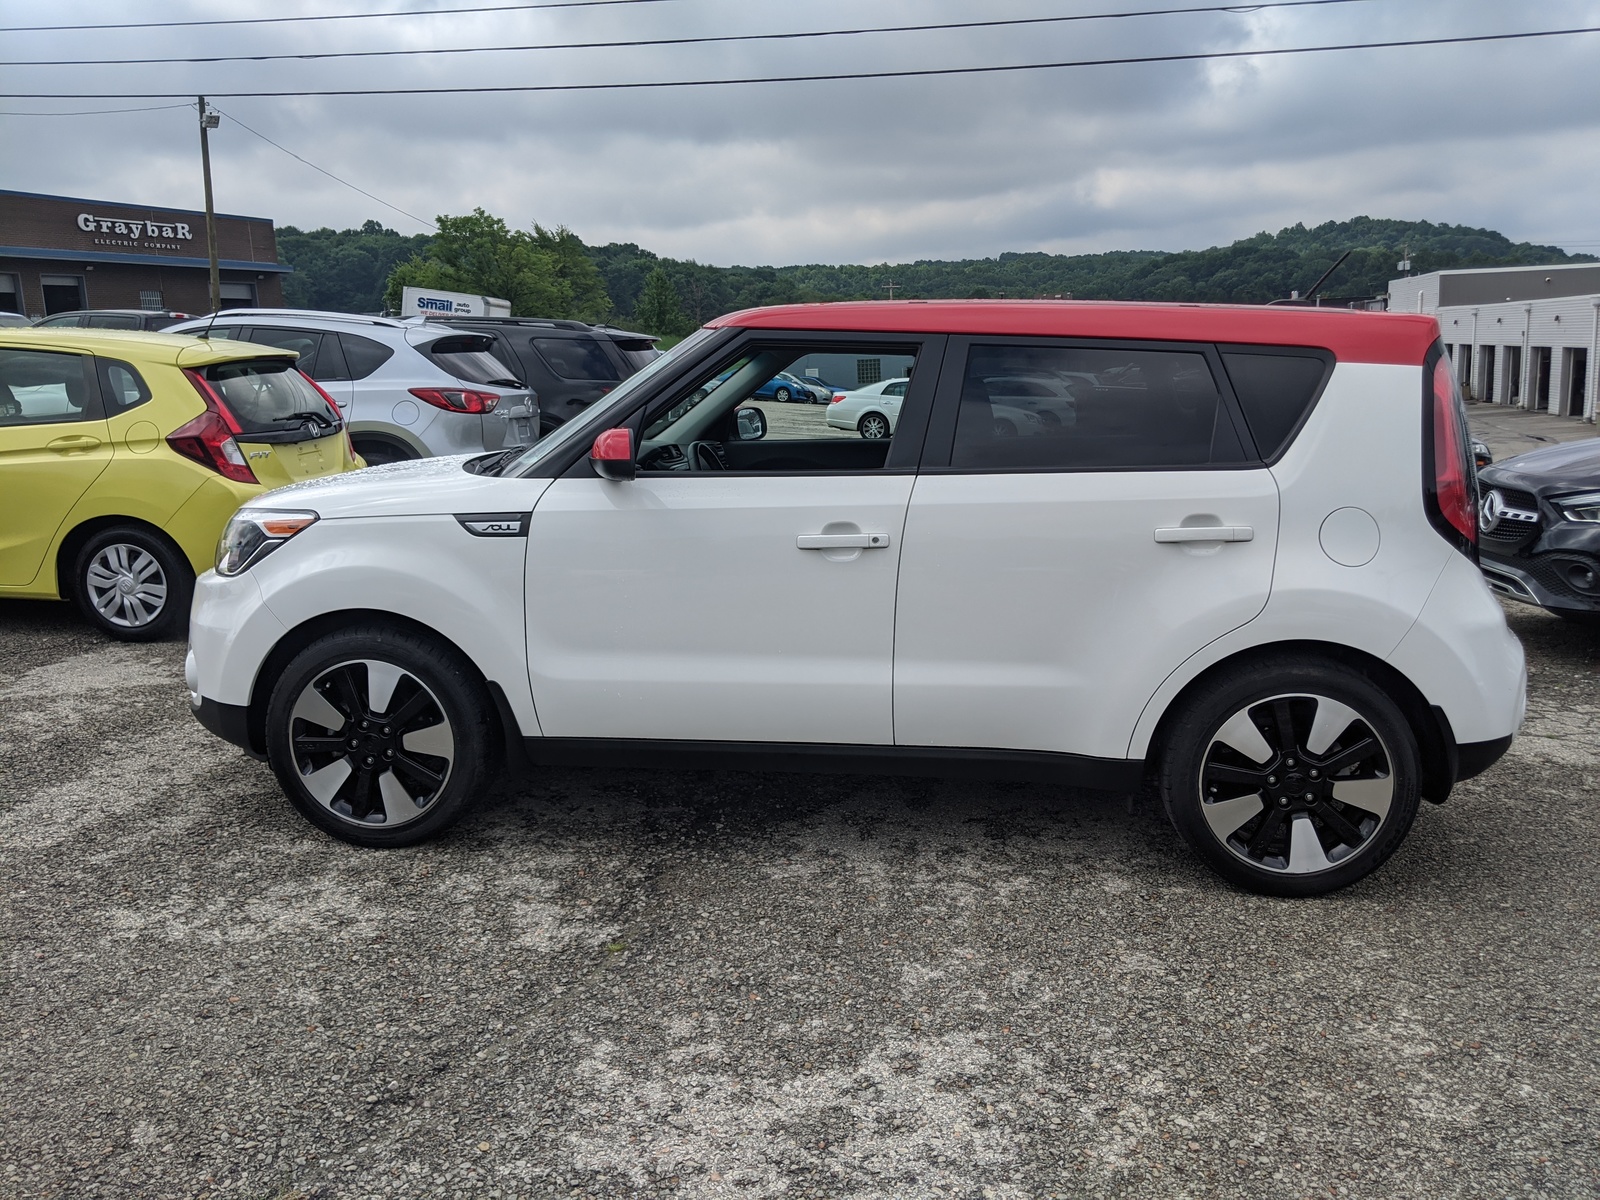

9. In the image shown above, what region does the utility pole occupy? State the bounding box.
[197,96,221,312]
[881,280,899,300]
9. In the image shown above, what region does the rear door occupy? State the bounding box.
[0,345,112,587]
[197,357,352,485]
[893,337,1280,761]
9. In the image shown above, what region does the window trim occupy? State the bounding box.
[919,334,1262,475]
[95,357,153,415]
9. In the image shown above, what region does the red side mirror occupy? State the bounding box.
[590,427,635,481]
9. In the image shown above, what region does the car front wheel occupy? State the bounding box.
[1158,658,1421,896]
[265,625,500,847]
[72,526,194,641]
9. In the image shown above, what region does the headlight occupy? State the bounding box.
[1556,492,1600,523]
[216,509,318,576]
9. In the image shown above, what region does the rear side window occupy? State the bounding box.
[425,335,523,387]
[202,360,339,434]
[532,335,620,382]
[1219,349,1332,460]
[247,327,326,376]
[949,343,1246,470]
[97,358,152,413]
[338,332,394,380]
[0,348,99,425]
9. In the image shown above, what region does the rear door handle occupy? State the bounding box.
[47,435,102,452]
[797,532,891,550]
[1154,525,1253,543]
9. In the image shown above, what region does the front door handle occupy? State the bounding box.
[47,434,102,452]
[797,532,891,550]
[1154,525,1253,543]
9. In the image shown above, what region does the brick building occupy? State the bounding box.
[0,188,289,319]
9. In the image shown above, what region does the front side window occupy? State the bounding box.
[949,343,1244,470]
[532,335,621,382]
[637,343,919,473]
[0,348,98,427]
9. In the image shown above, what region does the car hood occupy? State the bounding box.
[241,454,552,520]
[1481,438,1600,494]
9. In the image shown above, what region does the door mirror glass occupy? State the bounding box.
[734,406,766,441]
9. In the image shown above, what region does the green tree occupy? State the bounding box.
[383,209,613,319]
[532,224,611,323]
[277,220,431,313]
[631,266,692,336]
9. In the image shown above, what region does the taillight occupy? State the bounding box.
[299,370,344,426]
[172,368,257,484]
[829,392,846,403]
[410,387,499,414]
[1424,349,1477,558]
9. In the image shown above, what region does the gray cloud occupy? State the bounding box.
[3,0,1598,263]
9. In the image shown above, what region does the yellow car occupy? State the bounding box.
[0,328,363,640]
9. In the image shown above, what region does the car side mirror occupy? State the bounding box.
[590,427,635,481]
[734,406,767,441]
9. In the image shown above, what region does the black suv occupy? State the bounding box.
[432,316,659,436]
[34,309,193,331]
[1477,439,1600,623]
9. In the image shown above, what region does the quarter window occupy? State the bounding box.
[0,349,98,427]
[97,359,152,413]
[337,332,394,380]
[1219,350,1331,460]
[949,344,1245,470]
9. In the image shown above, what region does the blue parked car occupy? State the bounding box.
[752,372,815,403]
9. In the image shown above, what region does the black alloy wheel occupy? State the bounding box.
[1160,660,1421,896]
[72,526,193,642]
[265,626,499,846]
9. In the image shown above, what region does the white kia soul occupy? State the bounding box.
[187,301,1525,896]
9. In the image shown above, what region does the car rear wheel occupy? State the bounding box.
[351,439,412,466]
[859,413,890,440]
[72,526,193,642]
[265,625,500,847]
[1158,658,1421,897]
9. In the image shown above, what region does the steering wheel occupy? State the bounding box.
[687,440,727,471]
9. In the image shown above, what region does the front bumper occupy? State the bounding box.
[192,694,262,759]
[1480,552,1600,616]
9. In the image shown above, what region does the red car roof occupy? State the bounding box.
[709,300,1439,366]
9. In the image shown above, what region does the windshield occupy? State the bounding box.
[503,326,718,476]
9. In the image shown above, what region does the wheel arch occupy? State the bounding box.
[1140,640,1457,805]
[347,428,425,461]
[245,608,519,762]
[55,515,190,602]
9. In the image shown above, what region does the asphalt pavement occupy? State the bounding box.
[2,593,1598,1200]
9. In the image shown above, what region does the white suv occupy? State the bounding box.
[187,301,1525,896]
[167,310,537,463]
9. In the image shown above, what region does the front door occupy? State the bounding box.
[0,346,112,587]
[523,335,935,745]
[893,337,1282,762]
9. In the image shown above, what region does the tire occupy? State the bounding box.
[264,624,501,847]
[774,387,792,403]
[72,526,194,642]
[351,439,411,466]
[858,412,890,440]
[1158,657,1422,897]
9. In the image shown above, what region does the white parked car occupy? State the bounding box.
[825,377,909,439]
[168,310,537,464]
[188,301,1525,896]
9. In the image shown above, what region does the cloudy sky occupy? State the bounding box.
[2,0,1598,265]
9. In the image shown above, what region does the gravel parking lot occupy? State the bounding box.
[2,588,1598,1200]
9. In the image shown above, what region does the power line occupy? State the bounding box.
[0,0,679,34]
[208,104,437,231]
[0,102,194,116]
[0,0,1381,68]
[3,25,1596,99]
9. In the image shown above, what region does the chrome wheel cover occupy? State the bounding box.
[288,659,455,828]
[860,414,888,439]
[1199,692,1395,875]
[84,543,168,628]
